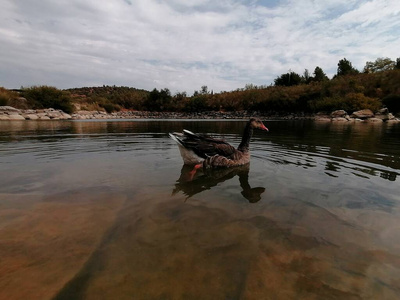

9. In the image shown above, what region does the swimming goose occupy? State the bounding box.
[169,117,268,168]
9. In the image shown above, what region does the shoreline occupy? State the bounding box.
[0,106,399,123]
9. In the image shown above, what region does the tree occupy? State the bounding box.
[274,71,302,86]
[313,66,329,82]
[303,69,311,84]
[363,57,395,73]
[143,88,172,111]
[337,58,359,76]
[395,58,400,70]
[200,85,209,95]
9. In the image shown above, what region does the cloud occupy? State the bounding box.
[0,0,399,93]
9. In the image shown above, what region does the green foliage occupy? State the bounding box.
[311,93,380,113]
[337,58,359,76]
[184,94,208,112]
[396,58,400,70]
[21,86,74,113]
[143,88,173,111]
[363,57,395,73]
[67,85,148,110]
[313,66,329,82]
[274,71,302,86]
[89,96,120,113]
[311,96,349,112]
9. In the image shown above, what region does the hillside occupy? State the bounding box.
[1,69,400,116]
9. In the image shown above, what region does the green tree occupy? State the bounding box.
[274,71,302,86]
[363,57,395,73]
[143,88,172,111]
[313,66,329,82]
[337,58,359,76]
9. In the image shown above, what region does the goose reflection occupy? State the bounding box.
[172,164,265,203]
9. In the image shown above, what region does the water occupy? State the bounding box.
[0,119,400,300]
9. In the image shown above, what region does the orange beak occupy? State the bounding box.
[261,124,269,131]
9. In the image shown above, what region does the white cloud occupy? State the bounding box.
[0,0,399,93]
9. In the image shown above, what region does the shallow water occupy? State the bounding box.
[0,119,400,299]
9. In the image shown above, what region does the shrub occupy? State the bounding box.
[21,86,74,113]
[0,87,19,106]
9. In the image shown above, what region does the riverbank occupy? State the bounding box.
[0,106,399,123]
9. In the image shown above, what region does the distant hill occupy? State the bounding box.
[1,69,400,115]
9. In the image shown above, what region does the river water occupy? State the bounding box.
[0,119,400,299]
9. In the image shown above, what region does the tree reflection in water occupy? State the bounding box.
[173,164,265,203]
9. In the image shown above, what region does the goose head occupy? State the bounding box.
[249,117,269,132]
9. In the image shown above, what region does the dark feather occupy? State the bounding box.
[179,132,236,159]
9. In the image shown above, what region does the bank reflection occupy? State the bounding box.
[173,164,265,203]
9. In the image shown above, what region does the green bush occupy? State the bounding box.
[21,86,74,113]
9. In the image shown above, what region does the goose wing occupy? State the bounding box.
[171,130,237,159]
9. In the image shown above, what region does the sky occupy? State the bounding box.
[1,0,399,94]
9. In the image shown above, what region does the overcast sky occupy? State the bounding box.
[1,0,399,94]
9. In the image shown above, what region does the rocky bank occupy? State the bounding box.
[0,106,399,123]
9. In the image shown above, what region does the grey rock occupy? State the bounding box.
[330,110,347,118]
[351,109,374,119]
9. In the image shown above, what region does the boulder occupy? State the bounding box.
[315,117,331,122]
[351,109,374,119]
[60,113,72,120]
[315,112,331,122]
[47,111,62,119]
[7,114,25,120]
[378,108,389,114]
[374,114,389,121]
[0,106,20,112]
[330,110,347,118]
[23,109,37,114]
[24,114,39,120]
[332,117,348,122]
[367,118,383,123]
[0,115,10,120]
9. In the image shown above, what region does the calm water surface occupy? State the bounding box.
[1,119,400,299]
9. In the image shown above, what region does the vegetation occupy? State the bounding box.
[20,86,74,113]
[364,57,396,73]
[0,87,19,106]
[1,57,399,115]
[336,58,360,76]
[67,85,149,112]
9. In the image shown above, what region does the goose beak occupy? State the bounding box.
[261,124,269,132]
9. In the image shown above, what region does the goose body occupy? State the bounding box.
[169,118,268,168]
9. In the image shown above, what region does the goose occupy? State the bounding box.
[169,117,268,169]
